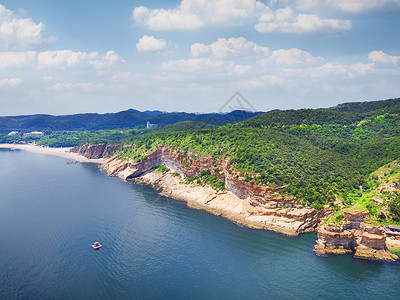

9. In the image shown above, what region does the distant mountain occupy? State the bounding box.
[0,109,264,132]
[143,110,166,116]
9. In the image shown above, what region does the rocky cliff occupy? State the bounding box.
[77,144,321,236]
[72,143,120,159]
[314,210,399,261]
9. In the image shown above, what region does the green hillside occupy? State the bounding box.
[2,97,399,219]
[113,98,400,213]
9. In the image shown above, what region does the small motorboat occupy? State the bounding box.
[92,241,102,249]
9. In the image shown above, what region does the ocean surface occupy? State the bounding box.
[0,148,399,300]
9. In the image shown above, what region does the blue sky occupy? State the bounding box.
[1,0,400,115]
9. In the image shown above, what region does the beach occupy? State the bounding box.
[0,144,106,164]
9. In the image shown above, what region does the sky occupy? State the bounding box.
[0,0,400,116]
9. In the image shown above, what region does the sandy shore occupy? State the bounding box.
[0,144,106,164]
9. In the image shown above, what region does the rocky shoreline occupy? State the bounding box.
[314,210,399,261]
[134,170,321,236]
[103,146,324,236]
[77,143,400,261]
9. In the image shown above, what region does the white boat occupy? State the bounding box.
[92,242,102,249]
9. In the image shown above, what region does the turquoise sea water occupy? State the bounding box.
[0,148,399,300]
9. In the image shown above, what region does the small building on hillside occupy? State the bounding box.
[146,121,158,129]
[23,131,44,138]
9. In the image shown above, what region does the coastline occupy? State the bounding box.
[4,142,398,261]
[133,170,319,236]
[0,144,106,164]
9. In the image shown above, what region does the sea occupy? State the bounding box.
[0,148,399,300]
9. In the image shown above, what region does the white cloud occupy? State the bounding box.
[368,50,400,64]
[133,5,203,30]
[0,51,36,68]
[0,4,44,50]
[38,50,97,67]
[37,50,123,69]
[136,35,166,52]
[133,0,260,30]
[133,0,352,34]
[258,6,295,23]
[232,64,253,76]
[255,13,351,33]
[191,37,269,58]
[0,77,22,87]
[268,48,323,65]
[348,63,375,77]
[277,0,400,13]
[89,50,124,69]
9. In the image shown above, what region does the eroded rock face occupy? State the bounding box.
[105,147,296,208]
[135,170,321,236]
[100,146,322,236]
[343,210,369,223]
[75,143,120,159]
[314,210,399,261]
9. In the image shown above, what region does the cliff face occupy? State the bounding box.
[314,210,399,261]
[73,143,120,159]
[105,147,298,208]
[75,145,322,236]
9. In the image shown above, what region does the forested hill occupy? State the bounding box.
[244,98,400,127]
[111,97,400,221]
[0,109,263,132]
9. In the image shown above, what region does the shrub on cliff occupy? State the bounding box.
[153,165,170,173]
[389,197,400,222]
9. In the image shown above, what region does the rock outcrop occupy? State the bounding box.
[314,210,399,261]
[73,143,120,159]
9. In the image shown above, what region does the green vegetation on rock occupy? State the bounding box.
[153,165,170,173]
[184,170,225,191]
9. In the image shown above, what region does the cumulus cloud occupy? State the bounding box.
[368,50,400,64]
[0,77,22,87]
[191,37,269,58]
[255,13,351,34]
[37,50,123,69]
[133,0,262,30]
[136,35,166,52]
[133,5,203,30]
[268,48,323,65]
[89,50,124,69]
[0,51,36,68]
[0,4,44,50]
[276,0,400,13]
[38,50,97,67]
[133,0,352,34]
[190,37,321,67]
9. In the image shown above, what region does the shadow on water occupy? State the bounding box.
[317,250,400,278]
